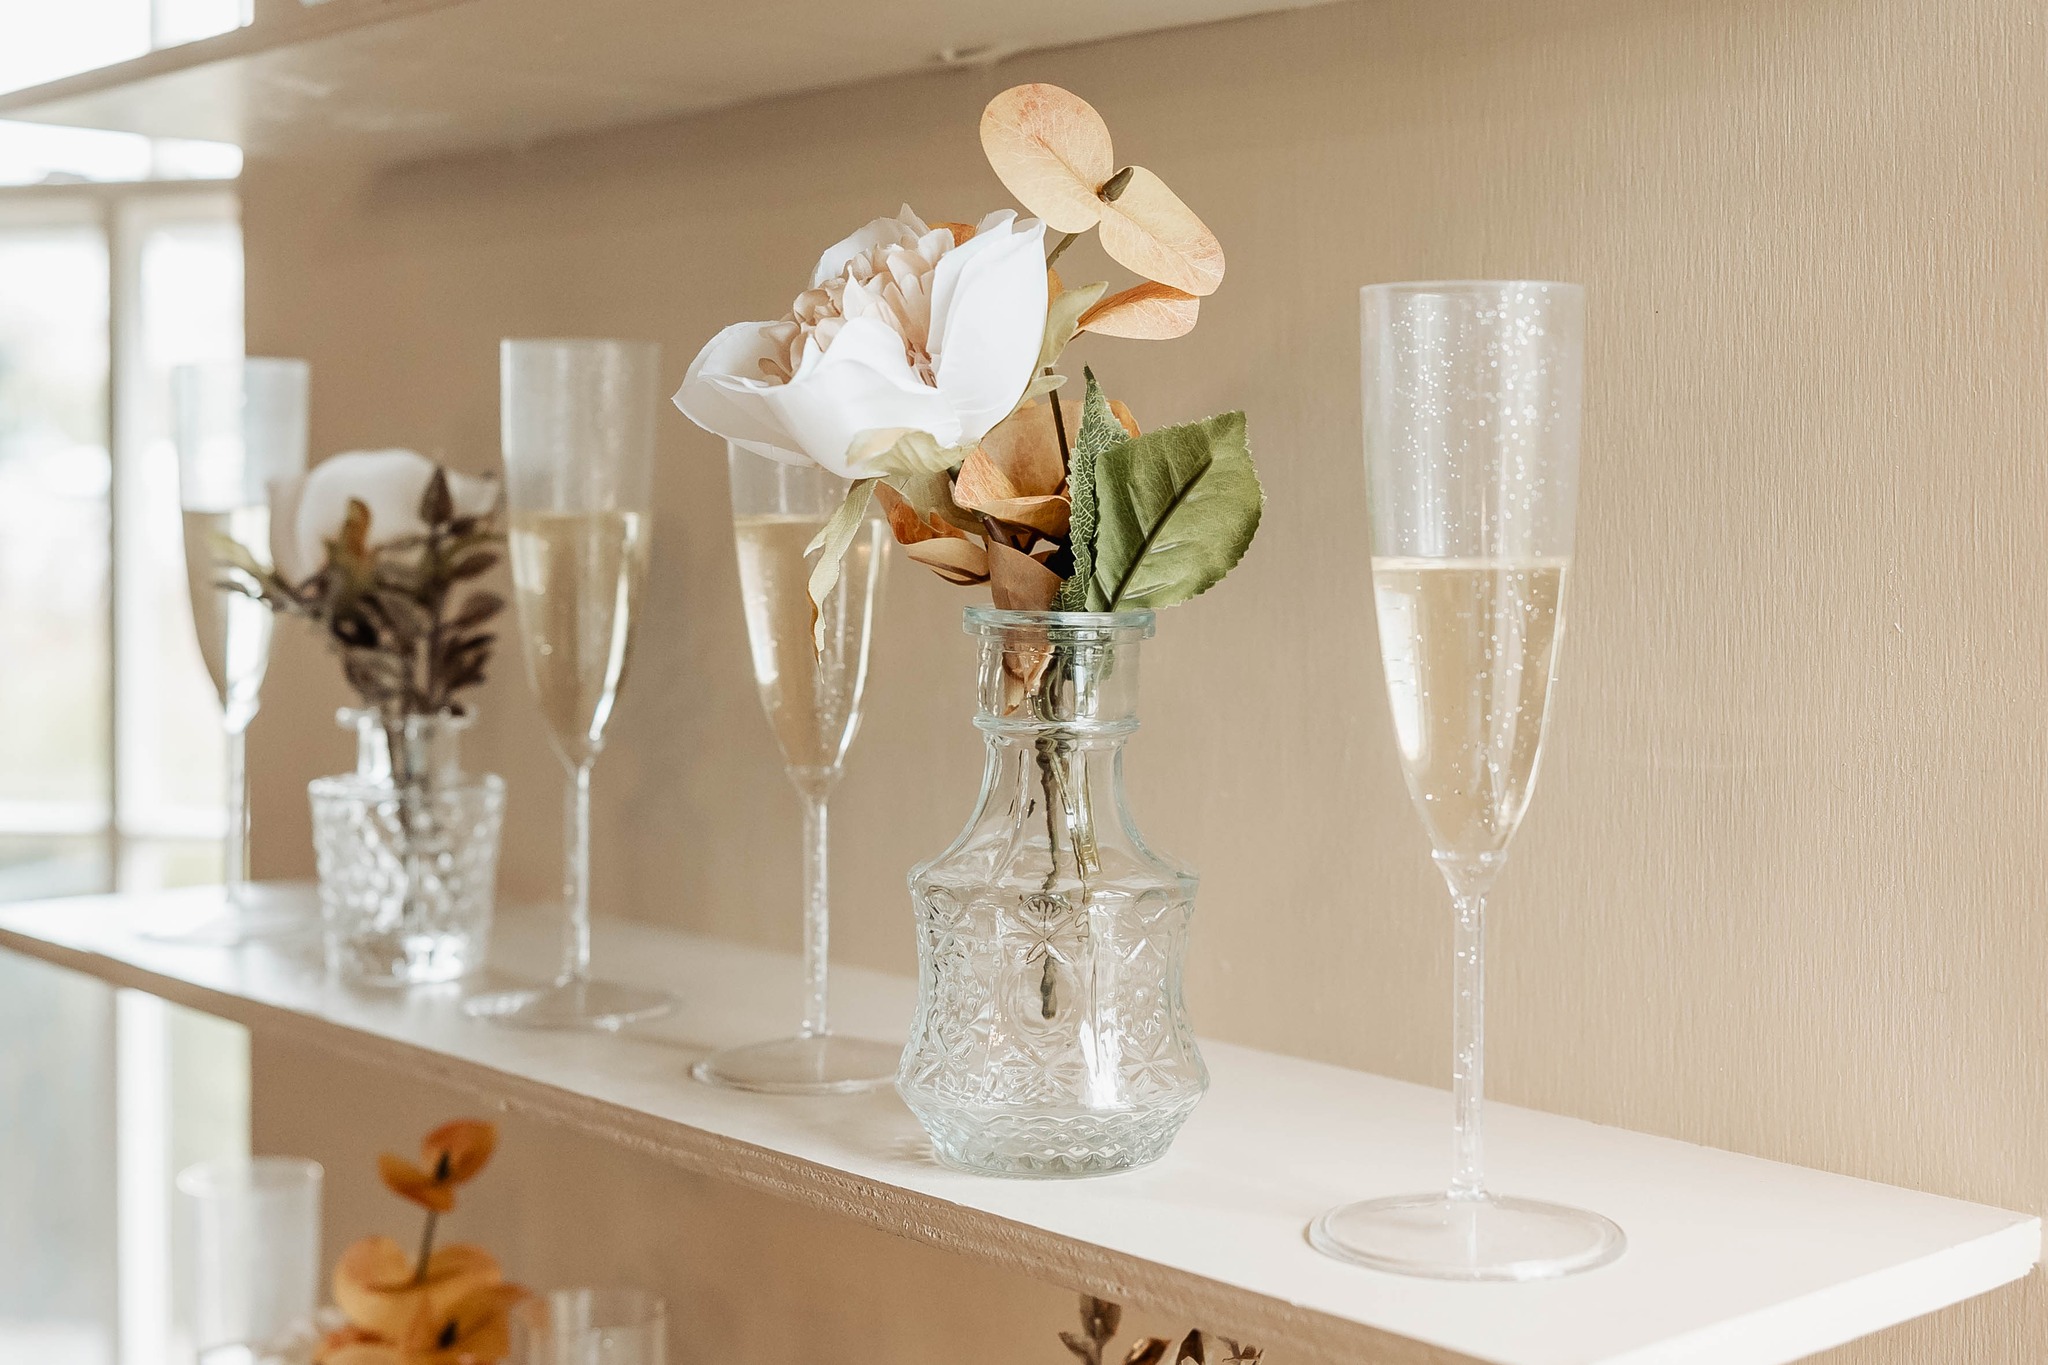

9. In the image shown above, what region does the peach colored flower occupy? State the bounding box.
[378,1119,497,1214]
[401,1283,527,1365]
[334,1238,503,1341]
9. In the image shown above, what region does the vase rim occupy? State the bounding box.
[958,609,1155,642]
[963,606,1155,640]
[334,706,475,732]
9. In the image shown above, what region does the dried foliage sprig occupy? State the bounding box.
[222,465,505,723]
[1060,1297,1264,1365]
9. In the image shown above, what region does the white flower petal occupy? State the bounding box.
[811,206,930,288]
[292,449,438,575]
[930,215,1048,441]
[447,470,499,521]
[672,321,810,460]
[757,317,962,477]
[925,211,1019,354]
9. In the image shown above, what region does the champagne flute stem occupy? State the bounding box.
[561,761,593,985]
[799,787,830,1038]
[1449,884,1486,1200]
[224,722,249,906]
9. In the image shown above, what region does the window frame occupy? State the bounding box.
[0,177,238,888]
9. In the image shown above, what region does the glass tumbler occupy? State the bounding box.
[176,1157,322,1364]
[513,1288,667,1365]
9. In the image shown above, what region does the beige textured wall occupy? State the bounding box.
[241,0,2047,1358]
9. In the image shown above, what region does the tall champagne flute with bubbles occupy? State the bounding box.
[462,339,675,1031]
[692,445,894,1093]
[170,358,308,943]
[1309,281,1624,1280]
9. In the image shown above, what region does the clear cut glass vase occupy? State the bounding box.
[899,608,1207,1177]
[310,708,506,987]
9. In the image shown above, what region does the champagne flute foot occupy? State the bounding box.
[1309,1191,1623,1281]
[460,979,674,1031]
[691,1033,899,1095]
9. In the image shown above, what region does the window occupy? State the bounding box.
[2,9,256,1360]
[0,0,247,190]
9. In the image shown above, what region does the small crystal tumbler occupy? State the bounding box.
[899,608,1207,1176]
[177,1157,322,1365]
[512,1288,667,1365]
[310,708,505,986]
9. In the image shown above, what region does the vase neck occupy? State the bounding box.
[968,608,1152,735]
[338,708,470,785]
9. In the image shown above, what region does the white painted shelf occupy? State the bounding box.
[0,0,1339,166]
[0,885,2034,1365]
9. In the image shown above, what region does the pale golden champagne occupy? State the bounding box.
[181,506,274,730]
[509,510,649,770]
[734,512,885,777]
[1371,557,1568,861]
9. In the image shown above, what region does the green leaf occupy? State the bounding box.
[1040,281,1107,374]
[1052,369,1127,611]
[803,477,881,650]
[1086,410,1261,611]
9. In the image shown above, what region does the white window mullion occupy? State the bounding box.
[105,190,173,1365]
[106,196,134,888]
[114,990,171,1365]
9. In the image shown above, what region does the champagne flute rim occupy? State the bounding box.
[499,336,660,355]
[1370,553,1574,566]
[1360,278,1584,296]
[175,1155,323,1196]
[169,355,310,376]
[520,1285,667,1323]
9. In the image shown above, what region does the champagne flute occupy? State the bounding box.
[1310,281,1623,1280]
[463,339,674,1031]
[168,358,309,943]
[691,446,894,1093]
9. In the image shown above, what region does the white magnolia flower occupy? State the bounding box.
[273,448,497,581]
[673,206,1049,478]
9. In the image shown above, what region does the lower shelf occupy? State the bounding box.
[0,884,2033,1365]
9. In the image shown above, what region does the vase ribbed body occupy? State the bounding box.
[310,709,504,986]
[898,609,1206,1177]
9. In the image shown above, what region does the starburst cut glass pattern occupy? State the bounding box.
[898,609,1206,1177]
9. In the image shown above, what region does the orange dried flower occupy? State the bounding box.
[402,1283,528,1365]
[378,1119,497,1213]
[315,1285,526,1365]
[316,1323,400,1365]
[334,1237,504,1341]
